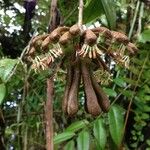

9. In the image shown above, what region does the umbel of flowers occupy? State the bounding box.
[25,24,137,116]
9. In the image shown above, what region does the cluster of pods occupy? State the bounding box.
[25,24,137,116]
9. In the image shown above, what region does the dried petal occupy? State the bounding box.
[50,49,59,58]
[95,45,103,55]
[127,42,138,53]
[88,47,92,58]
[78,44,87,55]
[92,49,97,59]
[83,45,89,57]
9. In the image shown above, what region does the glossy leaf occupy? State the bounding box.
[77,130,90,150]
[64,140,75,150]
[113,77,126,87]
[100,0,116,29]
[85,0,92,7]
[103,88,117,97]
[108,105,125,148]
[123,77,138,86]
[0,58,18,82]
[65,120,89,133]
[138,29,150,43]
[0,83,6,104]
[84,0,103,23]
[93,118,107,150]
[129,66,140,75]
[54,132,75,145]
[84,0,116,29]
[119,89,133,98]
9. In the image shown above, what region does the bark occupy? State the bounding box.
[45,0,60,149]
[48,0,60,32]
[45,79,54,150]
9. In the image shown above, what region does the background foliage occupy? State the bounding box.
[0,0,150,149]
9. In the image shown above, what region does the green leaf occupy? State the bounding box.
[77,130,90,150]
[138,29,150,43]
[113,77,126,87]
[119,89,133,98]
[54,132,75,145]
[64,140,75,150]
[85,0,92,7]
[65,120,89,133]
[84,0,104,23]
[93,118,107,150]
[0,58,18,82]
[146,139,150,146]
[103,88,117,97]
[131,58,143,65]
[5,127,14,136]
[129,66,140,75]
[108,105,125,148]
[84,0,116,29]
[134,101,150,112]
[123,77,138,86]
[0,83,6,104]
[100,0,116,29]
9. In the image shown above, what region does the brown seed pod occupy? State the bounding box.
[31,34,49,46]
[91,27,112,39]
[91,74,110,112]
[49,26,69,43]
[67,62,81,116]
[62,64,73,113]
[127,42,138,53]
[59,31,72,45]
[41,35,51,50]
[84,29,97,46]
[69,24,80,36]
[28,46,36,56]
[111,31,129,45]
[35,40,43,48]
[81,62,102,116]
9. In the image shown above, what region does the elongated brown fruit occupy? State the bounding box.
[31,34,49,45]
[84,29,97,46]
[62,64,73,113]
[91,75,110,112]
[49,27,69,43]
[67,62,81,116]
[41,35,51,49]
[28,46,36,55]
[69,24,80,36]
[111,31,129,45]
[91,27,112,39]
[59,31,72,45]
[81,62,102,116]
